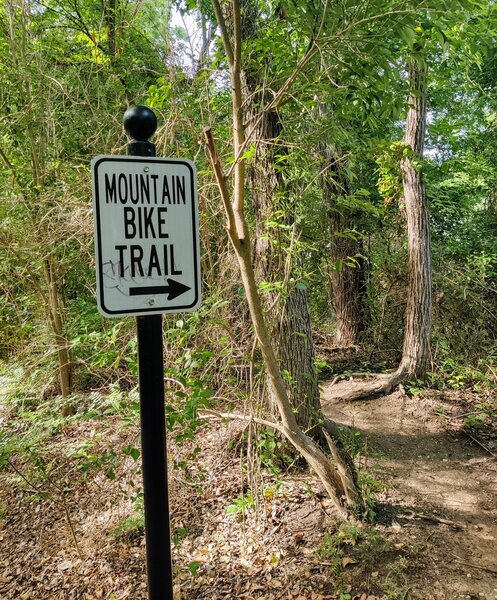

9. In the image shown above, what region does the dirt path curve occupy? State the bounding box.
[322,384,497,600]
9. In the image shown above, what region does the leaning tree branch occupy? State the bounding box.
[200,409,287,434]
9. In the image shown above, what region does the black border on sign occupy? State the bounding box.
[93,156,201,316]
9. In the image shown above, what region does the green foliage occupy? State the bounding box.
[381,558,410,600]
[187,560,202,577]
[173,526,188,547]
[112,513,145,542]
[356,471,385,523]
[462,397,497,430]
[337,428,385,521]
[252,427,295,475]
[317,524,370,593]
[165,377,211,445]
[376,141,412,208]
[112,489,145,542]
[318,524,408,598]
[226,493,255,515]
[70,439,119,481]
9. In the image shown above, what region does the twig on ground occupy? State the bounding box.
[438,410,487,421]
[450,554,497,575]
[415,512,464,530]
[465,433,497,457]
[402,510,464,530]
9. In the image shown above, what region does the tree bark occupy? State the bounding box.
[398,57,432,378]
[104,0,117,58]
[247,106,323,440]
[205,0,361,515]
[321,144,366,347]
[325,56,432,401]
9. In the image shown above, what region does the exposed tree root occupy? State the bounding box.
[323,371,406,402]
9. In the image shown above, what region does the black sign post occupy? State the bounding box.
[123,105,174,600]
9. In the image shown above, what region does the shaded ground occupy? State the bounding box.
[322,383,497,599]
[0,379,496,599]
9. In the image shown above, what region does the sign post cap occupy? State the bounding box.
[123,105,157,141]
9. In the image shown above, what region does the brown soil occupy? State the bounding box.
[322,383,497,600]
[0,385,496,599]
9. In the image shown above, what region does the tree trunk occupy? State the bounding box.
[104,0,117,58]
[278,288,323,437]
[398,57,432,378]
[205,126,359,516]
[234,0,324,440]
[205,0,361,515]
[321,149,366,347]
[318,93,366,347]
[324,56,432,401]
[247,107,323,440]
[44,258,71,398]
[330,230,366,348]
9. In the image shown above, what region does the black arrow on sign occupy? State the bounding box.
[129,279,191,300]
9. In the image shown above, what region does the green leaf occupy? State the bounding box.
[399,26,417,47]
[187,561,201,576]
[123,445,141,461]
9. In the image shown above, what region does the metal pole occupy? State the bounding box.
[124,105,174,600]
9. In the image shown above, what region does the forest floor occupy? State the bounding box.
[0,376,496,600]
[322,382,497,600]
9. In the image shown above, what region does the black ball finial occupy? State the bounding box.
[123,105,157,141]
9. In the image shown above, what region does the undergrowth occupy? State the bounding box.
[318,523,409,599]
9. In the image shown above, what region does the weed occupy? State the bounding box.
[354,527,389,569]
[340,427,364,458]
[318,530,346,578]
[318,524,400,596]
[256,427,294,474]
[434,404,446,417]
[112,504,145,542]
[357,470,384,522]
[187,560,202,576]
[405,379,425,396]
[337,428,385,521]
[318,523,368,593]
[226,493,255,515]
[463,412,488,429]
[462,398,497,430]
[382,557,410,599]
[173,526,188,547]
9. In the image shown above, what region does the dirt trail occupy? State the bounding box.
[322,384,497,600]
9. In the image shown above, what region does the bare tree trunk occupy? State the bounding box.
[398,57,432,378]
[205,0,360,515]
[321,146,366,347]
[44,258,71,398]
[325,56,431,401]
[330,231,366,348]
[247,107,323,441]
[278,288,324,437]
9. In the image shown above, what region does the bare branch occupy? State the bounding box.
[200,409,287,435]
[203,127,236,231]
[211,0,235,66]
